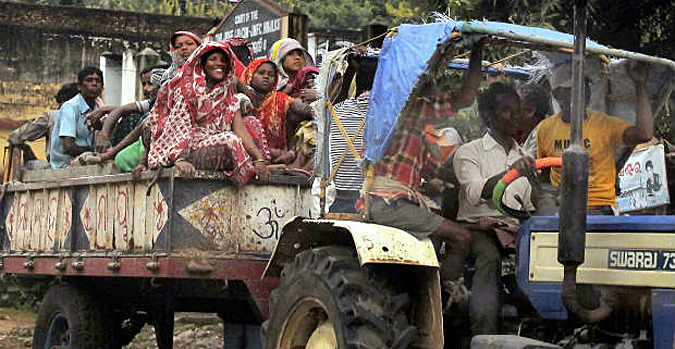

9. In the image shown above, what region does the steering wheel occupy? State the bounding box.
[491,157,562,219]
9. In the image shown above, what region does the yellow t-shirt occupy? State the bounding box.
[537,110,630,208]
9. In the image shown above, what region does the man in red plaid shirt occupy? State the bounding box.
[359,39,485,308]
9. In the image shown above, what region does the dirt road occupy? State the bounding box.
[0,308,224,348]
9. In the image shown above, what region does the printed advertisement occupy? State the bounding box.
[616,144,669,213]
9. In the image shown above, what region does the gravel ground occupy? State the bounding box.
[0,310,224,349]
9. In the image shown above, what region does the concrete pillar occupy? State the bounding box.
[121,49,137,104]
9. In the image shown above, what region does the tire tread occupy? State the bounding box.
[263,245,417,349]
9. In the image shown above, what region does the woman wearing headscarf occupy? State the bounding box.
[145,42,271,184]
[268,38,315,95]
[240,58,312,165]
[161,30,202,85]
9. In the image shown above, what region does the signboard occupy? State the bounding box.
[616,144,670,213]
[214,0,284,58]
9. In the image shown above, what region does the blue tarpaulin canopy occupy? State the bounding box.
[364,22,460,162]
[363,19,674,163]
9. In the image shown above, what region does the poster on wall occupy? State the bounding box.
[616,143,670,213]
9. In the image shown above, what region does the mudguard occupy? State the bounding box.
[264,217,439,278]
[264,217,444,349]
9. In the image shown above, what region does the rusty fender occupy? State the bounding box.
[264,216,439,278]
[263,217,443,349]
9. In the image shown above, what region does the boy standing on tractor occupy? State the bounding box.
[536,63,652,215]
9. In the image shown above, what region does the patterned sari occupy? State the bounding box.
[145,42,265,185]
[241,58,293,151]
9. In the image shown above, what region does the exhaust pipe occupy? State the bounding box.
[558,0,613,325]
[562,266,613,324]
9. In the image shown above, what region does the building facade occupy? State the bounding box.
[0,1,214,159]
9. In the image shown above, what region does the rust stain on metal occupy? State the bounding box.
[179,185,311,254]
[309,219,439,268]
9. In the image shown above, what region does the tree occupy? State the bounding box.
[274,0,456,29]
[447,0,674,60]
[6,0,233,17]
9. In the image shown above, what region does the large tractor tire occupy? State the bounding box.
[262,246,417,349]
[32,284,114,349]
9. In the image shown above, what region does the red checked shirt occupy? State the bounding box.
[362,91,456,206]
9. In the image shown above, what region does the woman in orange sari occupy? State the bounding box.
[240,58,311,165]
[145,42,271,184]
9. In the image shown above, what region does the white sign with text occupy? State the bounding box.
[616,144,669,212]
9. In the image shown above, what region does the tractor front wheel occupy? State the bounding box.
[262,246,417,349]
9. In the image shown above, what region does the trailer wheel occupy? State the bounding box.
[262,246,417,349]
[32,284,114,349]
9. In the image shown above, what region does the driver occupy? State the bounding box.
[453,82,536,335]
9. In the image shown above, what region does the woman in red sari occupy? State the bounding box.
[145,42,270,184]
[240,58,311,165]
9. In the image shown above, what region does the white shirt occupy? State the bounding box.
[454,132,534,223]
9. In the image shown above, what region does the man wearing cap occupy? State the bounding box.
[536,62,652,214]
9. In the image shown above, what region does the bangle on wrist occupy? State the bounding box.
[175,158,185,164]
[99,131,109,138]
[253,158,266,163]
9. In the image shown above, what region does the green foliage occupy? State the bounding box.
[276,0,379,29]
[442,103,484,143]
[655,95,675,143]
[275,0,452,29]
[434,69,485,142]
[7,0,233,17]
[83,0,233,17]
[384,1,423,24]
[7,0,674,58]
[0,274,57,310]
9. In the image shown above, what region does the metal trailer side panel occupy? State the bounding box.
[172,179,312,255]
[1,172,312,279]
[4,178,170,253]
[113,182,130,251]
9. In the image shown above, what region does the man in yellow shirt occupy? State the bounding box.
[537,63,652,213]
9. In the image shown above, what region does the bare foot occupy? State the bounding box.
[132,164,147,180]
[175,161,196,179]
[98,152,113,163]
[288,151,306,169]
[273,150,296,164]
